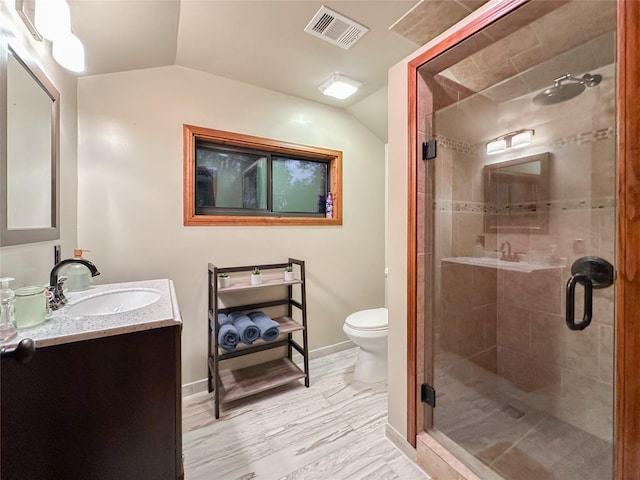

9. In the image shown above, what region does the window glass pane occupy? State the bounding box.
[272,157,328,213]
[195,145,267,210]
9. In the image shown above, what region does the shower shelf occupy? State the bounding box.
[442,256,566,273]
[207,259,309,419]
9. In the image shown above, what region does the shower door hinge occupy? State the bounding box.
[421,383,436,407]
[422,140,437,160]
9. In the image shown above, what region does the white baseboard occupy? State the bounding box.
[181,378,209,398]
[385,422,418,463]
[182,340,356,398]
[292,339,355,363]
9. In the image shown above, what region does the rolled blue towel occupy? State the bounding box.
[228,311,260,345]
[218,313,231,326]
[248,311,280,342]
[218,324,239,352]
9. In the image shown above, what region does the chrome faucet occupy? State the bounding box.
[48,258,101,310]
[500,241,518,262]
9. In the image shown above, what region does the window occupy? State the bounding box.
[183,125,342,226]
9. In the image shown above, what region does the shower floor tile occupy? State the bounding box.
[434,364,613,480]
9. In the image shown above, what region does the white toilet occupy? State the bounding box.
[343,307,388,383]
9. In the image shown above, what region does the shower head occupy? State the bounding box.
[533,73,602,106]
[534,82,585,105]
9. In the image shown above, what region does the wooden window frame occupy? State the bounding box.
[183,124,342,226]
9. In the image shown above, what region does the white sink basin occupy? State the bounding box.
[66,288,162,316]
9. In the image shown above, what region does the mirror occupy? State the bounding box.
[483,152,550,233]
[1,42,59,246]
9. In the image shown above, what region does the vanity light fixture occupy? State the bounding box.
[52,32,85,72]
[486,129,535,155]
[34,0,85,73]
[34,0,71,41]
[319,73,362,100]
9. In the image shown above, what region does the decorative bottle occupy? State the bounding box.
[326,192,333,218]
[0,277,17,341]
[66,249,92,292]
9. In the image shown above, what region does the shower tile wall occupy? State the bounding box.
[422,62,615,441]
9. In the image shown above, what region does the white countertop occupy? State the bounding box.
[441,256,566,273]
[1,279,181,349]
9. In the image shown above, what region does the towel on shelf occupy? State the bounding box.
[228,311,260,344]
[217,313,231,326]
[248,311,280,342]
[218,324,239,352]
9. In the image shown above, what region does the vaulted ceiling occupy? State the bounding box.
[30,1,615,142]
[62,0,490,141]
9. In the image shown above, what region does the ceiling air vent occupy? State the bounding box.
[304,6,369,50]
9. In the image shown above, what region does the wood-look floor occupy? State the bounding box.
[182,348,429,480]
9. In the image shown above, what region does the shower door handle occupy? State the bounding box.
[565,256,614,331]
[566,274,593,330]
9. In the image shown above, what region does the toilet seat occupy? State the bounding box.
[345,308,388,331]
[344,324,387,332]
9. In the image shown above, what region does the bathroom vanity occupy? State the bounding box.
[0,279,183,480]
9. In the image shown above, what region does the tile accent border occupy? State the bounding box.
[435,134,480,156]
[434,126,615,157]
[435,196,615,214]
[435,200,485,214]
[182,340,356,398]
[549,126,616,148]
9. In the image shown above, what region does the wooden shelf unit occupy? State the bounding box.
[207,259,309,418]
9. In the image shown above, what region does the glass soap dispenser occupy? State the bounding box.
[0,277,17,341]
[66,249,92,292]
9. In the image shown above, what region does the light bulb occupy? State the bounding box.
[511,131,532,149]
[35,0,71,41]
[486,139,507,155]
[52,33,85,72]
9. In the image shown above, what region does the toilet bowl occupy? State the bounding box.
[343,307,388,383]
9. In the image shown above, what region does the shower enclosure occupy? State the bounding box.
[415,1,618,478]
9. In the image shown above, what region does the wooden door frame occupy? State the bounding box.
[614,0,640,476]
[404,1,640,476]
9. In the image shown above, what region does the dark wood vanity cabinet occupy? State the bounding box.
[1,325,183,480]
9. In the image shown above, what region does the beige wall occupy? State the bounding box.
[385,0,501,441]
[387,60,409,438]
[0,5,78,286]
[77,65,386,383]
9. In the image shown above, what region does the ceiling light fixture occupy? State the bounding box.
[319,73,362,100]
[486,129,535,155]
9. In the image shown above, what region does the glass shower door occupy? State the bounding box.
[419,1,617,479]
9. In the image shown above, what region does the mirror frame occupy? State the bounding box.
[0,41,60,246]
[483,152,550,234]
